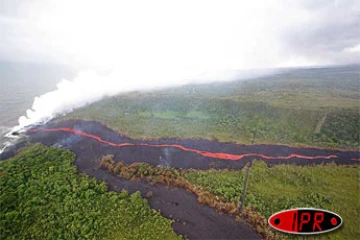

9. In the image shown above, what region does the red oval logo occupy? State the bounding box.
[268,208,342,235]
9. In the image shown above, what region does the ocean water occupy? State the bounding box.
[0,62,76,148]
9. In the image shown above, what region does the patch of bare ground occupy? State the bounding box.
[314,113,328,134]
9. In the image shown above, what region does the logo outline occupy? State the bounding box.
[268,207,343,235]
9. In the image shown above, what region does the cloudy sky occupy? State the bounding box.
[0,0,359,70]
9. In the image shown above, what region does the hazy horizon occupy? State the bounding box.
[1,0,359,131]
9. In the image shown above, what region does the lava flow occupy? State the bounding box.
[28,127,345,161]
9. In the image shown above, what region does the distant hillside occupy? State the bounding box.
[63,65,360,149]
[162,64,360,95]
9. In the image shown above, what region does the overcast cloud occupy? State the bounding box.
[0,0,359,69]
[0,0,359,130]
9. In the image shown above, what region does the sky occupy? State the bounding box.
[0,0,359,71]
[0,0,359,131]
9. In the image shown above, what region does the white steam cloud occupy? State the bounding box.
[14,1,288,129]
[17,68,251,128]
[6,0,356,130]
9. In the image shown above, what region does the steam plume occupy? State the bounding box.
[17,68,267,129]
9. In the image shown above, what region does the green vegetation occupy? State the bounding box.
[100,155,280,239]
[185,169,245,203]
[100,155,239,214]
[63,66,360,149]
[22,66,358,239]
[185,161,360,239]
[100,155,360,239]
[0,145,180,240]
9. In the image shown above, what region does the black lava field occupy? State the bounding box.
[25,120,359,170]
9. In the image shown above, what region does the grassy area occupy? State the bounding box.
[99,155,360,239]
[0,145,180,240]
[99,156,280,239]
[3,66,358,239]
[54,65,359,239]
[62,65,360,149]
[185,161,360,239]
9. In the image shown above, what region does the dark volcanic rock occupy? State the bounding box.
[0,141,28,161]
[22,119,359,239]
[26,120,360,169]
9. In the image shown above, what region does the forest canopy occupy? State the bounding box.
[0,144,179,240]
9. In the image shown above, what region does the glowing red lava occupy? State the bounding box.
[27,127,348,162]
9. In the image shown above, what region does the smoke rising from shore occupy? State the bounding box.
[9,0,358,131]
[16,68,273,129]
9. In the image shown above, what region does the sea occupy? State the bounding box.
[0,62,76,150]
